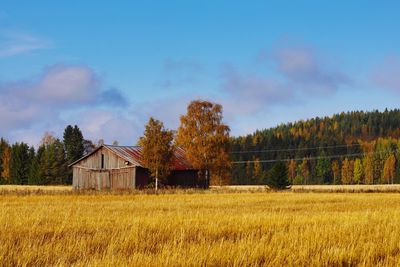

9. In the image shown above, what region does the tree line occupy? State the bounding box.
[231,109,400,185]
[2,106,400,187]
[0,126,90,185]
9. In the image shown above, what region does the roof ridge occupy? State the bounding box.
[104,144,140,148]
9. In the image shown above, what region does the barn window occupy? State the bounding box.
[101,154,104,169]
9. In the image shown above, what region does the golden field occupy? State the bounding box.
[2,188,400,266]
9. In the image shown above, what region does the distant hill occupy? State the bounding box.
[230,109,400,185]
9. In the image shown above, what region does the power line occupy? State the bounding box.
[230,143,362,154]
[231,149,396,164]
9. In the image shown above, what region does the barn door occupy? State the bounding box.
[110,168,134,189]
[98,171,110,189]
[89,171,110,190]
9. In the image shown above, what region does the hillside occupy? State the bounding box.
[230,109,400,185]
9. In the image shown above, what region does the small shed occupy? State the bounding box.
[69,144,203,190]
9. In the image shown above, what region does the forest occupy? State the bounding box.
[231,109,400,185]
[1,109,400,186]
[0,126,92,185]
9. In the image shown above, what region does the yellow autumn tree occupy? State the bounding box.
[176,100,231,186]
[331,160,340,184]
[353,158,363,184]
[363,155,374,184]
[382,154,396,184]
[138,117,175,190]
[299,159,310,184]
[341,158,351,184]
[253,158,262,184]
[287,160,297,184]
[1,146,11,181]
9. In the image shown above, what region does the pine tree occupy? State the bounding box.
[27,147,36,184]
[29,146,45,184]
[63,125,84,184]
[10,143,30,185]
[245,161,253,184]
[267,162,289,190]
[316,152,331,184]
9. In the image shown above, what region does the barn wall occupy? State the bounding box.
[167,170,204,188]
[135,167,150,188]
[73,166,136,190]
[75,147,128,169]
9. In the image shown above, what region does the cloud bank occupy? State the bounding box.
[0,64,137,146]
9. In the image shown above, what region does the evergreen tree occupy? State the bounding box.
[267,161,290,190]
[245,161,253,184]
[29,146,45,184]
[316,152,331,184]
[63,125,84,184]
[10,143,31,185]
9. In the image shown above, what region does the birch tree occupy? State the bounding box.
[176,100,231,187]
[139,117,174,190]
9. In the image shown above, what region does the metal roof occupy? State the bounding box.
[70,144,195,170]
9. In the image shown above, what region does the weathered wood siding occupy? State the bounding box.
[74,147,128,169]
[72,147,136,190]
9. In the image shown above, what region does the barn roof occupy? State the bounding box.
[69,144,195,170]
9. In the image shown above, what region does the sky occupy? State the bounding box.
[1,1,400,146]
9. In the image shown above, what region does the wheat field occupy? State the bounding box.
[1,189,400,266]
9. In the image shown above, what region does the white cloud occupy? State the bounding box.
[371,56,400,92]
[0,31,50,57]
[273,46,350,94]
[0,64,129,144]
[36,64,99,103]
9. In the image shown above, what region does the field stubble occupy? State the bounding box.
[1,188,400,266]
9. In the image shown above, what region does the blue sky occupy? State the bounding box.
[1,1,400,146]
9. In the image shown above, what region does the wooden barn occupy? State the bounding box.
[69,144,203,190]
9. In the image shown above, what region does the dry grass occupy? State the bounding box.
[213,184,400,193]
[2,189,400,266]
[0,185,72,192]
